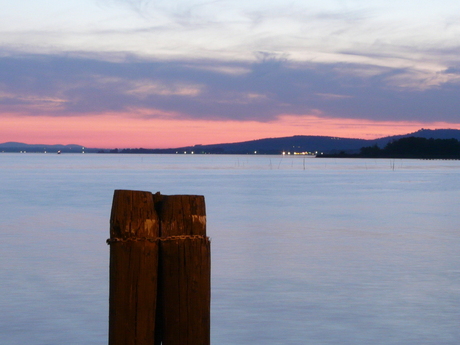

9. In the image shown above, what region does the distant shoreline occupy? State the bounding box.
[3,128,460,156]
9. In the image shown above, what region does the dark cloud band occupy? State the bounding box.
[0,53,459,123]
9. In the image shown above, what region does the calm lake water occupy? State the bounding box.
[1,153,459,344]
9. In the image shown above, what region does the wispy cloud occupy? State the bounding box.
[3,0,459,70]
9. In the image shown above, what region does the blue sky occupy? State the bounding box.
[1,0,460,147]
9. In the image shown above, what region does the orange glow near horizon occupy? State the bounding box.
[2,113,460,148]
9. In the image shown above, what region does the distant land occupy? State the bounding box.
[321,136,460,159]
[2,128,460,155]
[0,142,95,153]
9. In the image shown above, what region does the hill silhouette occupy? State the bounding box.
[0,142,91,153]
[125,128,460,155]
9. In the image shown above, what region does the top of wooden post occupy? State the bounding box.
[110,190,159,239]
[153,194,206,237]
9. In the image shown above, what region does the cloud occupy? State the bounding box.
[315,93,353,100]
[126,80,203,97]
[2,0,459,79]
[1,53,460,124]
[444,67,460,74]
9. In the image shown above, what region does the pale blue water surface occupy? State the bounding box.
[1,153,459,344]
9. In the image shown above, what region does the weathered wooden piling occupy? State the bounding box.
[155,194,210,345]
[108,190,160,345]
[108,190,210,345]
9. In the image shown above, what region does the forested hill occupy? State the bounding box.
[120,128,460,154]
[2,128,460,154]
[318,136,460,159]
[359,137,460,159]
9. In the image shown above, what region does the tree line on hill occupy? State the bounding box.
[321,137,460,159]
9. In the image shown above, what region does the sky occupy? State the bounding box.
[1,0,460,148]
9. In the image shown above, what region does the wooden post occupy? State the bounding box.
[155,195,211,345]
[108,191,210,345]
[108,190,160,345]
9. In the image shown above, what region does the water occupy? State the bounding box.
[1,154,459,344]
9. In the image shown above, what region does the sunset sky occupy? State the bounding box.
[1,0,460,148]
